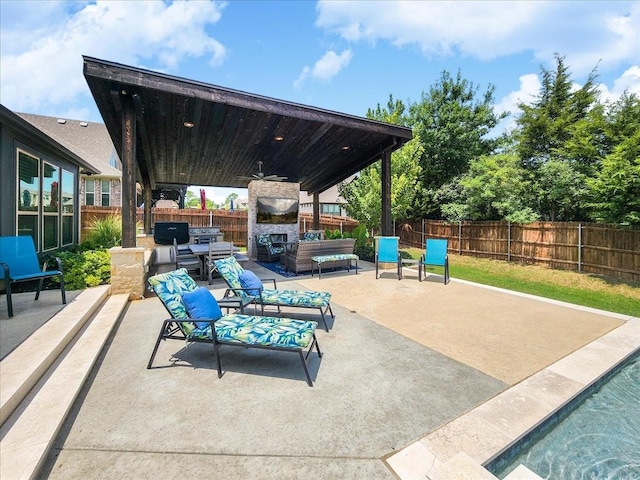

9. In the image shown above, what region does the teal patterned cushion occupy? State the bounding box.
[191,314,317,348]
[261,288,331,308]
[214,256,245,292]
[268,244,285,254]
[256,234,273,247]
[302,232,322,241]
[148,268,198,319]
[312,253,358,263]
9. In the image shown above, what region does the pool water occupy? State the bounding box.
[489,352,640,479]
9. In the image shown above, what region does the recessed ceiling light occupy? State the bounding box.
[183,121,195,128]
[274,135,284,141]
[341,145,350,150]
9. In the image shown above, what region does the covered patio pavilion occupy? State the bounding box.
[82,56,413,248]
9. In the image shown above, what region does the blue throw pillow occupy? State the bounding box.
[238,270,263,296]
[181,287,222,329]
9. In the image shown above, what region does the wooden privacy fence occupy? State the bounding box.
[81,207,638,281]
[81,207,359,248]
[398,220,640,281]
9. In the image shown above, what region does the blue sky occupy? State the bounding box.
[1,0,638,204]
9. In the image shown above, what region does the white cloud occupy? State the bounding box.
[316,0,640,75]
[597,66,640,104]
[493,74,541,134]
[294,49,352,88]
[0,1,227,119]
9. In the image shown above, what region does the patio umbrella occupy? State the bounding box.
[200,188,206,210]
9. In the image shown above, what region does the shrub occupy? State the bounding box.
[86,214,122,248]
[47,247,111,290]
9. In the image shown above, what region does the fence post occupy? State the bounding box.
[421,219,425,248]
[578,223,582,272]
[458,221,462,255]
[340,221,343,235]
[209,211,212,227]
[508,222,511,262]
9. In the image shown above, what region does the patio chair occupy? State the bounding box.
[254,234,285,263]
[418,239,450,284]
[0,235,66,317]
[204,241,235,284]
[213,256,334,332]
[375,236,402,280]
[147,268,322,386]
[171,238,201,278]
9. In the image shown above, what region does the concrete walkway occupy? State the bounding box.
[2,261,636,478]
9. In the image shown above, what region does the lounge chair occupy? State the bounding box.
[419,239,450,284]
[0,236,66,317]
[254,234,285,263]
[213,256,334,332]
[375,236,402,280]
[147,268,322,386]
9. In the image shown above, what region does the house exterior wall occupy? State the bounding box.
[0,113,83,252]
[299,182,350,218]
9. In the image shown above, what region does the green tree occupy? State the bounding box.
[588,129,640,225]
[185,190,200,208]
[452,152,538,222]
[342,98,422,229]
[514,54,600,220]
[408,70,507,217]
[223,193,238,210]
[534,159,587,221]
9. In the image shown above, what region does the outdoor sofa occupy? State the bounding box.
[284,238,356,274]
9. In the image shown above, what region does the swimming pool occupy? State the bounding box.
[488,351,640,479]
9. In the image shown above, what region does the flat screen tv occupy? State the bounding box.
[256,197,299,224]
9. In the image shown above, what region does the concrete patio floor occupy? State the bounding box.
[1,261,637,479]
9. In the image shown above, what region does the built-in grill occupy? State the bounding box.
[153,222,190,245]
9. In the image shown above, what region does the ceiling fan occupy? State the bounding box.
[237,161,288,182]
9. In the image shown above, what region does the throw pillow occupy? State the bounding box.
[181,287,223,329]
[238,270,263,296]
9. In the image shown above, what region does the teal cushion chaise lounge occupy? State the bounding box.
[147,268,322,386]
[213,256,334,332]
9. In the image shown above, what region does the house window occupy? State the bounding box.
[321,204,341,215]
[109,148,119,168]
[101,179,110,206]
[61,169,75,245]
[15,148,77,252]
[43,162,60,250]
[85,180,95,206]
[17,151,40,248]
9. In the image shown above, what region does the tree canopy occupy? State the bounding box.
[347,56,640,227]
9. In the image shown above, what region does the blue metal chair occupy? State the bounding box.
[419,239,450,284]
[375,236,402,280]
[0,236,66,317]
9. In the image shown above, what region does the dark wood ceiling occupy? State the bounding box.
[83,56,412,194]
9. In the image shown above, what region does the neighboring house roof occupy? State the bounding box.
[0,104,98,175]
[299,175,354,205]
[17,112,121,178]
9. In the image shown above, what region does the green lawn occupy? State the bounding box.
[403,248,640,317]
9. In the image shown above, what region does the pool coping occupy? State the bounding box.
[385,284,639,480]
